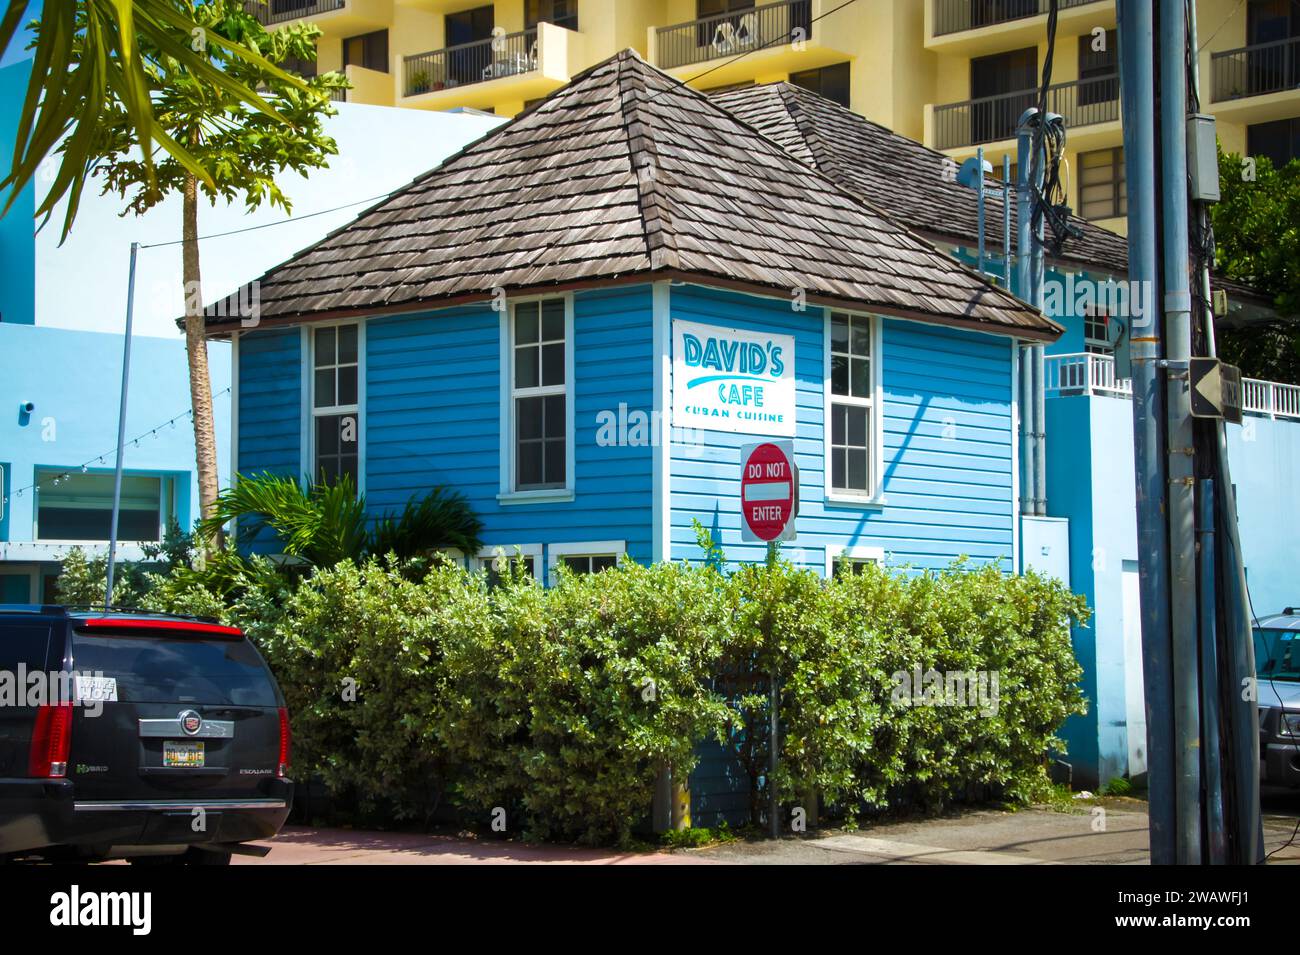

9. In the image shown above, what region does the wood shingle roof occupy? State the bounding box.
[208,50,1059,340]
[714,81,1263,303]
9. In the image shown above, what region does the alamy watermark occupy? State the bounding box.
[0,666,113,718]
[890,666,1000,718]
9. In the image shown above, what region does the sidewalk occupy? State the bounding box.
[238,798,1300,865]
[693,798,1300,865]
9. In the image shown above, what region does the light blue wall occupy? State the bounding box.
[1047,388,1300,786]
[1227,415,1300,616]
[0,324,232,581]
[668,285,1018,574]
[1046,393,1137,787]
[0,61,35,328]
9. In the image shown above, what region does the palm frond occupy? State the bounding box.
[1,0,313,239]
[201,471,368,568]
[368,487,485,560]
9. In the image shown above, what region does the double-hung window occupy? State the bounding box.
[1084,308,1114,356]
[547,540,625,583]
[312,324,359,486]
[827,311,877,498]
[509,298,569,493]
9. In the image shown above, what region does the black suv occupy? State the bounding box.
[0,606,292,864]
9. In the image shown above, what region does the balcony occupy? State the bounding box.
[931,73,1119,151]
[648,0,852,87]
[1210,37,1300,125]
[927,0,1113,56]
[406,29,537,96]
[655,0,811,70]
[1046,352,1300,421]
[933,0,1101,37]
[247,0,346,26]
[401,21,580,110]
[245,0,390,33]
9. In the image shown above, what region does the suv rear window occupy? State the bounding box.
[70,631,278,706]
[0,624,52,670]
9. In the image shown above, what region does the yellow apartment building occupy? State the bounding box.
[252,0,1300,236]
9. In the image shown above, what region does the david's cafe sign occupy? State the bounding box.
[671,319,795,437]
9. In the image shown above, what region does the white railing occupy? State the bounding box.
[1241,377,1300,419]
[1046,352,1300,420]
[1044,352,1132,397]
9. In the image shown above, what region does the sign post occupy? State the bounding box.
[739,440,797,840]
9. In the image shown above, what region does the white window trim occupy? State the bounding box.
[824,543,885,577]
[470,543,544,578]
[546,539,626,585]
[823,308,885,506]
[498,294,576,505]
[305,319,366,493]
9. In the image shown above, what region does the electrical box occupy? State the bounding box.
[1187,114,1220,203]
[1021,516,1070,586]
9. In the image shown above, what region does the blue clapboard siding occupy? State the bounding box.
[668,284,1016,574]
[236,327,302,553]
[237,327,301,478]
[365,285,655,568]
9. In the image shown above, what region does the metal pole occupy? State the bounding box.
[1029,121,1047,517]
[104,241,139,609]
[1016,118,1037,515]
[976,145,986,277]
[766,539,779,839]
[1159,0,1202,865]
[1117,0,1175,865]
[1003,154,1012,290]
[1197,480,1226,864]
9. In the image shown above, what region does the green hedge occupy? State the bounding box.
[65,547,1088,845]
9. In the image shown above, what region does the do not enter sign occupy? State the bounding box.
[740,440,798,542]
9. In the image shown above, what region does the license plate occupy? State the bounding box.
[163,740,205,768]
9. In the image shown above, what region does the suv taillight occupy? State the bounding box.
[278,707,291,778]
[29,703,73,778]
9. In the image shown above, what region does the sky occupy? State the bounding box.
[35,102,504,339]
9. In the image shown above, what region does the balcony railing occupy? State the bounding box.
[933,73,1118,149]
[246,0,345,26]
[655,0,812,71]
[933,0,1102,38]
[1045,352,1132,397]
[1212,36,1300,103]
[1046,353,1300,420]
[404,29,538,97]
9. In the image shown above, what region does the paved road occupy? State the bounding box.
[236,792,1299,865]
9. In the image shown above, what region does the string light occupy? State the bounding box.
[3,387,232,505]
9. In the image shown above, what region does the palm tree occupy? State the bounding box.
[200,473,484,569]
[21,3,346,539]
[0,0,312,239]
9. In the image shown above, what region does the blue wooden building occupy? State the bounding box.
[210,50,1057,588]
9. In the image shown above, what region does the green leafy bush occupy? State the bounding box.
[59,538,1088,844]
[438,559,732,845]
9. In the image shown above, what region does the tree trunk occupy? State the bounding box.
[183,173,220,542]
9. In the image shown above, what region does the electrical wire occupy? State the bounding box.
[138,193,392,249]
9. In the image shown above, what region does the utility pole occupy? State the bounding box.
[1117,0,1262,864]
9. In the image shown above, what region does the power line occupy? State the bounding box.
[138,193,392,249]
[2,388,231,507]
